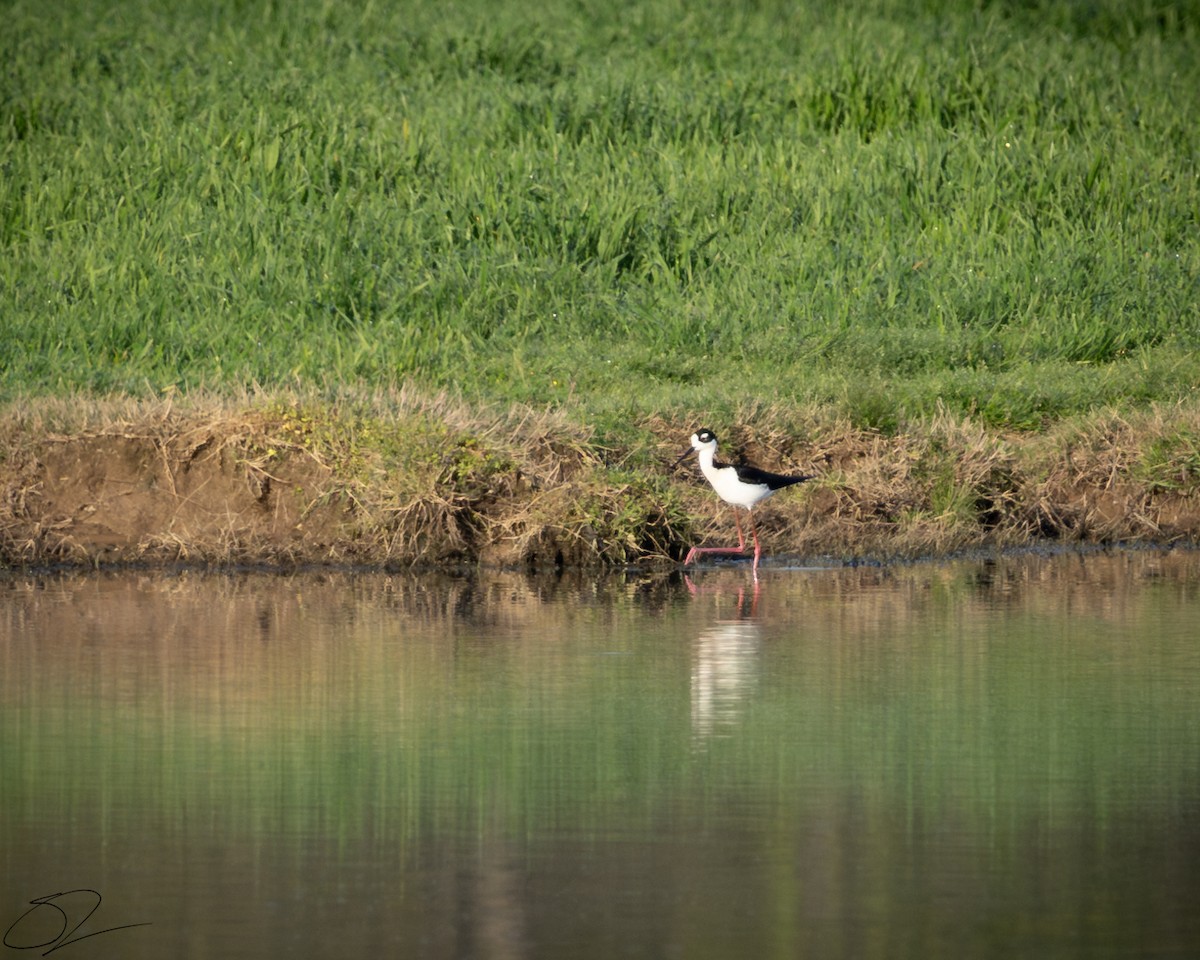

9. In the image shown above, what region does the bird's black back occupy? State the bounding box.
[727,461,814,490]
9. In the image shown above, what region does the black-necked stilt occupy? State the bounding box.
[673,428,813,574]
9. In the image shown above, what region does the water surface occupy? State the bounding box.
[3,551,1199,958]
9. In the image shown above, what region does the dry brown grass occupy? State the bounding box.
[3,389,1200,568]
[651,399,1200,563]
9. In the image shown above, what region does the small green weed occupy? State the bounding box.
[1134,430,1200,494]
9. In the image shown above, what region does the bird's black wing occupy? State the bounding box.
[733,463,814,490]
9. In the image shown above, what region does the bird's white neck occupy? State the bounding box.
[696,445,721,485]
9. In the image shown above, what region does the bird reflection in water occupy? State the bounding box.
[686,574,763,743]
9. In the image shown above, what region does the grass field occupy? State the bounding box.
[2,0,1198,438]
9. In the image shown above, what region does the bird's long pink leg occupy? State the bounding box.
[683,509,751,566]
[749,514,763,577]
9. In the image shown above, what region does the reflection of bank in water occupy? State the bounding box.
[691,617,762,742]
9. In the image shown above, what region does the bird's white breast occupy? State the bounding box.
[700,460,774,510]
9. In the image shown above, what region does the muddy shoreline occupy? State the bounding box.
[3,397,1199,570]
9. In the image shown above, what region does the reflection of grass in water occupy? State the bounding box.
[3,558,1199,852]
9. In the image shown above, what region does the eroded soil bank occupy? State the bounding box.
[3,393,1200,569]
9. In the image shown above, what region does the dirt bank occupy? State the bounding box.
[3,394,1199,569]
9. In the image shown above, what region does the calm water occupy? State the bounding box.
[2,551,1199,959]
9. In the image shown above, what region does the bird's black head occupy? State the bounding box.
[673,427,718,468]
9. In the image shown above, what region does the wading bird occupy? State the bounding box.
[673,428,813,574]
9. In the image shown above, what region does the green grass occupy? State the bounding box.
[2,0,1198,435]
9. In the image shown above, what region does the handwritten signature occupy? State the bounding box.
[4,889,150,956]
